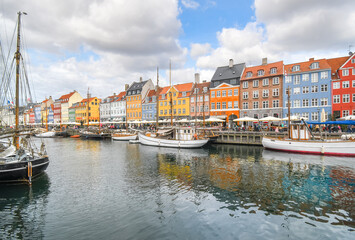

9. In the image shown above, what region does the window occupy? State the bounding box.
[262,89,269,97]
[242,81,248,88]
[292,65,300,72]
[217,102,220,109]
[211,103,215,109]
[243,102,248,109]
[262,101,269,108]
[253,101,259,109]
[311,98,318,106]
[302,74,309,81]
[230,79,237,85]
[222,102,226,109]
[311,73,318,82]
[333,95,340,103]
[343,110,349,117]
[243,92,249,99]
[257,70,264,76]
[211,91,215,98]
[173,100,176,105]
[216,91,221,97]
[246,72,252,78]
[272,77,279,85]
[302,112,309,120]
[273,100,279,108]
[234,101,238,108]
[302,99,309,107]
[183,108,186,114]
[302,86,309,94]
[353,80,355,87]
[262,78,269,86]
[228,101,232,109]
[182,92,186,97]
[343,69,349,76]
[270,67,277,74]
[321,84,328,92]
[353,69,355,76]
[253,80,259,87]
[253,90,259,98]
[183,100,186,104]
[343,94,350,103]
[205,105,208,112]
[285,76,292,83]
[320,98,328,106]
[234,89,238,96]
[205,95,209,101]
[352,59,355,64]
[294,100,300,108]
[343,81,349,88]
[178,109,181,114]
[333,82,340,89]
[311,112,318,121]
[293,87,300,94]
[321,71,328,79]
[272,88,279,96]
[191,97,194,103]
[294,75,301,85]
[311,85,318,93]
[353,93,355,102]
[311,62,319,69]
[220,90,226,97]
[228,89,232,96]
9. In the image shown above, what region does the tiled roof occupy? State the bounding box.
[115,91,126,101]
[327,56,350,80]
[81,97,100,103]
[284,58,330,74]
[191,82,210,93]
[158,86,170,100]
[143,89,160,104]
[59,91,76,102]
[241,61,283,80]
[174,82,194,92]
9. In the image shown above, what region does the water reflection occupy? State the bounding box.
[0,174,50,239]
[153,144,355,229]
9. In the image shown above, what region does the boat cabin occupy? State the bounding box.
[290,123,310,140]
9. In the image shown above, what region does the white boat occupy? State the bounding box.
[138,127,208,148]
[35,131,56,138]
[112,133,137,141]
[262,123,355,157]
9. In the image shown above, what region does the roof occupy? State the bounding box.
[81,97,100,103]
[115,91,126,101]
[158,86,171,100]
[284,58,331,74]
[191,82,210,94]
[327,56,349,80]
[126,80,149,95]
[211,62,245,81]
[59,91,76,102]
[142,89,160,104]
[241,61,283,80]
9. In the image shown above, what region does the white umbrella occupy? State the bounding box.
[259,116,282,121]
[344,115,355,120]
[281,115,307,121]
[205,117,224,122]
[177,118,189,123]
[233,116,258,122]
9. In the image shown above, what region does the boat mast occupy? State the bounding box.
[287,86,291,139]
[46,99,49,131]
[14,12,26,149]
[169,60,173,127]
[87,87,89,129]
[156,67,159,128]
[203,91,205,128]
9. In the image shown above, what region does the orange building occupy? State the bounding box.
[209,59,245,126]
[75,97,101,125]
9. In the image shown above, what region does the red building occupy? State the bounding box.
[328,53,355,118]
[29,108,35,124]
[53,99,61,124]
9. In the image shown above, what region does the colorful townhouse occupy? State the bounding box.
[75,97,101,125]
[190,73,210,120]
[126,78,154,121]
[41,97,54,124]
[29,108,35,124]
[157,86,170,119]
[100,93,119,122]
[58,91,83,124]
[68,103,78,123]
[53,99,61,124]
[328,53,355,118]
[100,91,126,122]
[142,88,159,121]
[283,58,332,121]
[34,104,41,124]
[210,59,245,125]
[240,59,284,119]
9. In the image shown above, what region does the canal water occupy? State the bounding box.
[0,138,354,239]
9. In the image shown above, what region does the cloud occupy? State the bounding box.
[181,0,200,9]
[190,43,212,59]
[195,0,355,70]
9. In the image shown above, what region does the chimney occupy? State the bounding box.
[262,57,267,65]
[125,84,129,91]
[309,58,314,61]
[202,80,206,83]
[140,77,143,82]
[113,93,116,96]
[229,59,234,68]
[194,73,200,84]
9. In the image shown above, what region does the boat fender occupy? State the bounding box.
[27,162,32,185]
[321,146,325,154]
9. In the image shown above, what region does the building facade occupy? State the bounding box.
[75,97,101,125]
[142,88,159,121]
[59,91,83,124]
[190,75,210,120]
[240,59,284,119]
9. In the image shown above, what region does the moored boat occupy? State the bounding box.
[112,132,137,141]
[35,131,56,138]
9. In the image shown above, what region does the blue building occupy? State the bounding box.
[283,58,332,121]
[142,89,159,121]
[34,105,41,124]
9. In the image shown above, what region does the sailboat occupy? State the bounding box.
[0,12,49,183]
[138,63,208,148]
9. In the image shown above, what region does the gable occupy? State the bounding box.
[340,53,355,69]
[212,83,235,89]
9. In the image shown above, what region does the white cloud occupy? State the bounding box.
[181,0,200,9]
[190,43,212,59]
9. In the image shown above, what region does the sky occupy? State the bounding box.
[0,0,354,102]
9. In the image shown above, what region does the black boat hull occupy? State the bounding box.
[0,157,49,183]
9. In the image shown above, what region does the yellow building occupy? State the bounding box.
[159,83,193,119]
[75,97,101,125]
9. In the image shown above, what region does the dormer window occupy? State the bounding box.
[310,62,319,69]
[270,67,277,74]
[203,87,207,93]
[292,65,300,72]
[257,70,264,76]
[246,71,252,78]
[194,88,199,94]
[182,92,187,97]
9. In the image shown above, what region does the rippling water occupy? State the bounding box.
[0,138,354,239]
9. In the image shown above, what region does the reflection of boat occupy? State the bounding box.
[112,132,137,141]
[138,127,208,148]
[80,131,111,140]
[0,12,49,183]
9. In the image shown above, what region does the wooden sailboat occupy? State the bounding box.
[0,12,49,183]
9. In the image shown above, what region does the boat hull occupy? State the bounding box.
[35,131,56,138]
[262,137,355,157]
[112,135,137,141]
[80,133,111,140]
[0,156,49,182]
[138,133,208,148]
